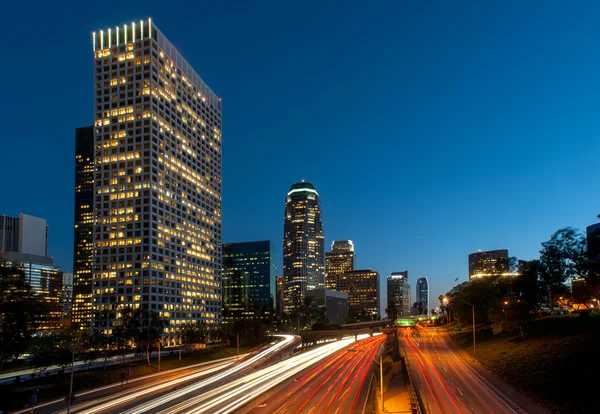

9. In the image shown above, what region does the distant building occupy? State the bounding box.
[338,269,380,318]
[62,272,74,314]
[468,249,509,280]
[387,271,410,318]
[222,241,277,323]
[0,215,19,252]
[283,182,325,313]
[306,289,349,325]
[0,213,48,256]
[416,277,429,315]
[276,276,284,317]
[325,240,355,290]
[586,223,600,262]
[1,252,63,332]
[448,281,470,295]
[72,126,94,331]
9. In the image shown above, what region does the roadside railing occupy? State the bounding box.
[399,341,427,414]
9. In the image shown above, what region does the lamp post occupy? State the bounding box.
[348,345,384,412]
[66,345,75,414]
[443,297,476,357]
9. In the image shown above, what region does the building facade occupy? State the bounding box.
[337,269,380,318]
[325,240,355,290]
[91,20,222,344]
[306,288,349,325]
[387,271,410,318]
[276,276,284,317]
[1,252,63,332]
[415,276,429,315]
[222,241,277,323]
[468,249,509,280]
[586,223,600,262]
[0,213,48,256]
[73,126,95,330]
[0,215,19,253]
[283,182,325,313]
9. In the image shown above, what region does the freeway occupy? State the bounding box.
[13,356,240,414]
[402,327,544,414]
[52,334,299,414]
[249,334,386,414]
[117,334,376,414]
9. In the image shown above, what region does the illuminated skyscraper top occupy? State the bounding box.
[283,181,325,312]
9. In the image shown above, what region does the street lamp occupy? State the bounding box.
[443,297,476,357]
[347,346,384,412]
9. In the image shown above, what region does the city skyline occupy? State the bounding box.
[1,2,600,308]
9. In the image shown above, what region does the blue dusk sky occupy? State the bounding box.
[1,1,599,312]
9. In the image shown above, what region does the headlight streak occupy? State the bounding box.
[164,334,378,414]
[113,334,297,414]
[79,335,296,414]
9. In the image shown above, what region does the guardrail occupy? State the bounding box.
[399,341,427,414]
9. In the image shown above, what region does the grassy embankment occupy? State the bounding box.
[0,345,253,412]
[450,315,600,413]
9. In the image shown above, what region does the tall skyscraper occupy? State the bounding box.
[222,241,277,323]
[468,249,509,280]
[338,269,380,318]
[73,126,95,330]
[586,223,600,262]
[283,181,325,313]
[387,271,410,318]
[325,240,354,290]
[415,276,429,315]
[91,20,222,344]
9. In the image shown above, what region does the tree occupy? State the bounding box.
[488,300,530,339]
[128,309,165,367]
[386,298,397,321]
[539,227,586,308]
[0,265,46,372]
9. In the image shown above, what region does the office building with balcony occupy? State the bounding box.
[91,19,222,344]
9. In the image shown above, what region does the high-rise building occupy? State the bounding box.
[468,249,509,280]
[73,126,95,330]
[387,271,410,318]
[283,181,325,313]
[91,19,223,344]
[415,276,429,315]
[306,288,349,325]
[338,269,380,318]
[1,253,62,331]
[586,223,600,262]
[325,240,355,290]
[222,241,277,323]
[62,272,74,314]
[276,276,284,317]
[0,215,19,252]
[0,213,48,256]
[0,213,63,331]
